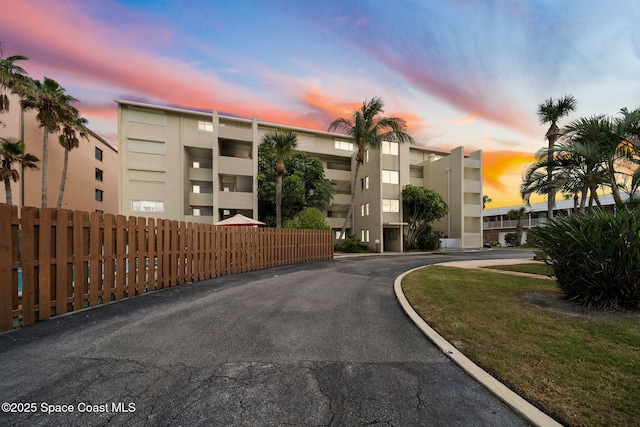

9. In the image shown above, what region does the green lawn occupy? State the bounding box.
[402,266,640,427]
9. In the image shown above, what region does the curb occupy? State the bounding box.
[394,264,563,427]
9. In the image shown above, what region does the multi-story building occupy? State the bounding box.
[117,100,483,251]
[0,93,118,213]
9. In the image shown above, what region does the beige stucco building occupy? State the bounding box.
[0,93,118,213]
[117,100,483,251]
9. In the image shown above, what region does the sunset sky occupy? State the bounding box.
[1,0,639,208]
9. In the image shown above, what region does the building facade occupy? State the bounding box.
[0,93,118,213]
[117,100,483,251]
[483,193,625,246]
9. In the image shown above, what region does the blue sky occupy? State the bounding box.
[1,0,639,206]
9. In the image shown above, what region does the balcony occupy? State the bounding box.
[189,192,213,206]
[189,167,213,181]
[330,193,351,206]
[464,179,481,193]
[218,191,253,210]
[218,157,253,176]
[219,126,252,141]
[325,168,351,182]
[464,203,481,217]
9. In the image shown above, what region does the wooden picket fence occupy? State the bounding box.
[0,204,333,332]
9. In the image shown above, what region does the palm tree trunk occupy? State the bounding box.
[275,173,282,228]
[340,160,361,239]
[41,131,49,208]
[56,148,69,209]
[4,177,12,205]
[546,126,558,220]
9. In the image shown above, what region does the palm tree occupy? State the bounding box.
[56,109,89,208]
[329,97,414,238]
[261,130,298,228]
[537,95,577,220]
[0,137,39,205]
[506,207,528,246]
[21,77,78,207]
[0,46,31,114]
[482,194,492,209]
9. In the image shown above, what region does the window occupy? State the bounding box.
[366,229,370,243]
[95,168,103,182]
[334,140,353,151]
[382,141,399,155]
[365,149,369,163]
[382,170,399,184]
[365,203,370,216]
[95,189,103,202]
[191,160,212,169]
[95,209,103,214]
[95,147,103,161]
[361,204,365,217]
[335,231,345,240]
[361,229,365,242]
[362,229,370,243]
[131,200,165,212]
[383,199,400,212]
[198,121,214,132]
[365,176,369,189]
[191,184,212,194]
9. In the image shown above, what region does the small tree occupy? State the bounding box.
[402,185,448,249]
[284,207,330,230]
[506,207,528,246]
[260,130,298,228]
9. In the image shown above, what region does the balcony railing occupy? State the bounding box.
[483,217,547,230]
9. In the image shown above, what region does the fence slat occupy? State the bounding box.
[38,209,54,320]
[127,216,137,297]
[137,217,147,294]
[0,204,13,330]
[89,212,102,307]
[21,207,37,326]
[55,209,69,315]
[103,214,115,303]
[115,215,126,299]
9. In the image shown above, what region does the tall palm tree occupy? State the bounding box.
[482,194,492,209]
[537,95,577,220]
[0,137,39,205]
[56,109,89,208]
[0,46,31,114]
[329,97,414,238]
[506,207,528,246]
[261,130,298,228]
[21,77,78,207]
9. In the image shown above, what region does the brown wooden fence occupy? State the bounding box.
[0,204,334,332]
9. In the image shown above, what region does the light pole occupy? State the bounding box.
[446,167,451,239]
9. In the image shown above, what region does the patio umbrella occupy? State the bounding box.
[214,213,265,227]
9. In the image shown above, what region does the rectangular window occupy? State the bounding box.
[365,149,369,163]
[198,121,214,132]
[336,231,345,240]
[365,176,369,189]
[95,168,103,182]
[131,200,165,212]
[361,229,365,242]
[365,203,370,216]
[95,147,103,161]
[361,204,365,217]
[382,170,399,184]
[192,207,213,216]
[382,141,399,155]
[95,189,103,202]
[383,199,400,212]
[366,229,370,243]
[334,140,354,151]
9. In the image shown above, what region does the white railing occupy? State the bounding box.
[483,217,547,230]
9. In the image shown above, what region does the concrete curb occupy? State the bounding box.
[394,263,563,427]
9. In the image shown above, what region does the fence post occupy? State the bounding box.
[21,207,37,326]
[55,209,70,315]
[0,204,14,330]
[89,212,102,307]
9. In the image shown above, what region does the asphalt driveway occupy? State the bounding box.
[0,249,532,426]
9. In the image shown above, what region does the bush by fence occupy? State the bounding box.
[0,204,334,332]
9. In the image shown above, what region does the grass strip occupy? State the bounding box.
[484,262,554,276]
[402,266,640,427]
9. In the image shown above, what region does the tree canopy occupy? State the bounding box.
[257,145,334,227]
[402,185,448,248]
[284,207,330,230]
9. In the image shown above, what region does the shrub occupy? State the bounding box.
[531,208,640,310]
[284,207,330,230]
[335,237,370,253]
[417,227,439,250]
[504,233,519,246]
